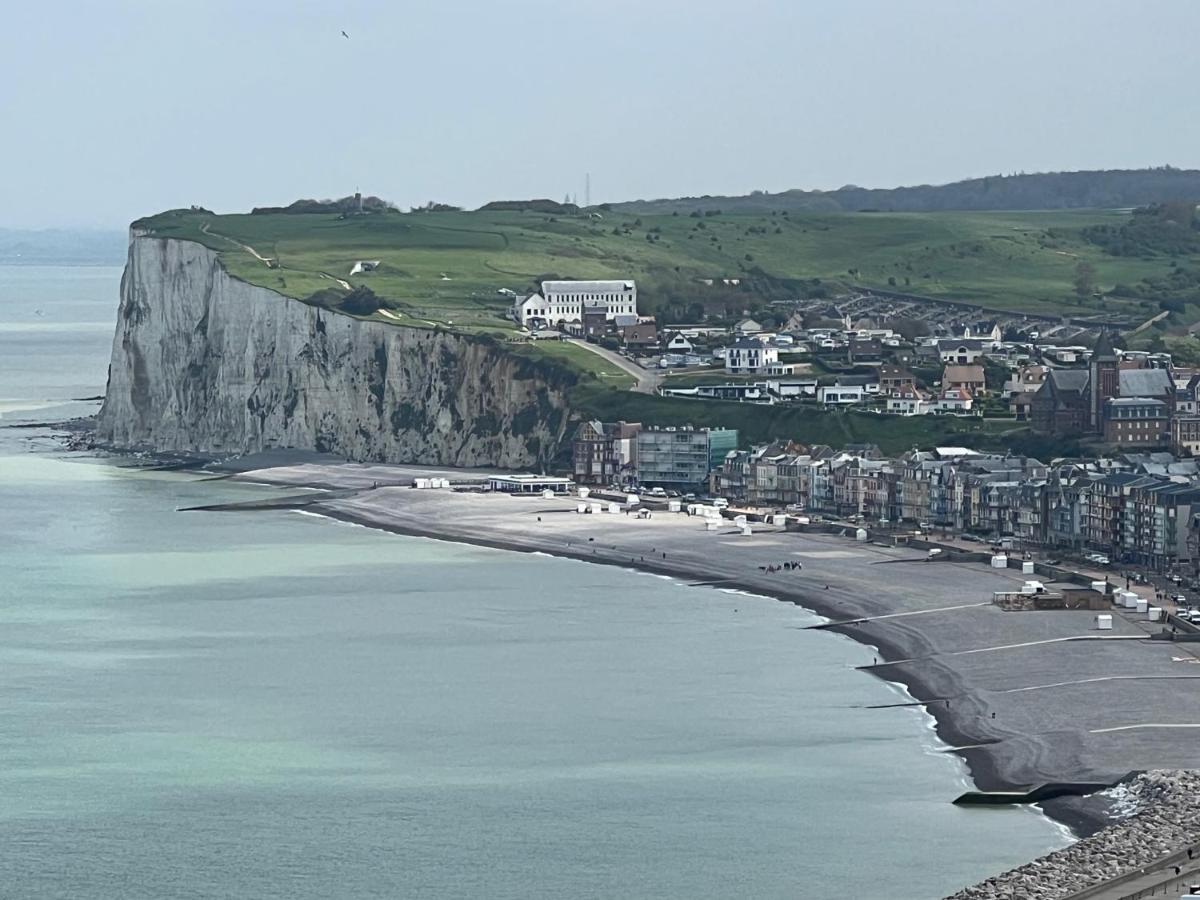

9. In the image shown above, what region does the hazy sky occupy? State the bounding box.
[3,0,1198,229]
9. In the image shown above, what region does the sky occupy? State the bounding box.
[2,0,1199,229]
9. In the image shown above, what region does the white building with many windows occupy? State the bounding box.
[724,337,779,374]
[514,280,637,328]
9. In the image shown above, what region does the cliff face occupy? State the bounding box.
[97,235,572,467]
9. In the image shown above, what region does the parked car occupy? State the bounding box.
[1086,553,1111,566]
[712,497,729,509]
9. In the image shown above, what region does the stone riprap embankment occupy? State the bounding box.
[946,770,1200,899]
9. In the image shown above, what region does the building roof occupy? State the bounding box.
[542,280,635,293]
[1093,330,1117,361]
[937,339,984,351]
[943,364,986,383]
[1045,368,1090,395]
[1118,368,1173,399]
[1107,396,1167,408]
[730,337,769,350]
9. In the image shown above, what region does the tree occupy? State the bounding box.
[1073,261,1097,298]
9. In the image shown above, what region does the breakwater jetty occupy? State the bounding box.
[946,770,1200,899]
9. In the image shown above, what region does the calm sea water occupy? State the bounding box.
[0,265,1067,899]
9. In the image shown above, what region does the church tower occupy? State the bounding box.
[1089,330,1119,431]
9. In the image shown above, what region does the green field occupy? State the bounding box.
[569,382,1030,456]
[137,206,1182,330]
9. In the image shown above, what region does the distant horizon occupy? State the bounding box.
[6,163,1199,232]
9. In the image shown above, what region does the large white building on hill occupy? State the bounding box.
[514,279,637,328]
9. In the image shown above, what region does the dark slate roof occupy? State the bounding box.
[1118,368,1173,399]
[1092,330,1117,361]
[1046,368,1090,395]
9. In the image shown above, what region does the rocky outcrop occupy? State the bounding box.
[97,234,572,467]
[946,770,1200,899]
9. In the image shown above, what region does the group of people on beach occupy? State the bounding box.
[759,561,802,574]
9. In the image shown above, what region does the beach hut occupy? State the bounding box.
[1136,598,1149,614]
[1147,606,1163,622]
[590,502,605,515]
[990,554,1008,568]
[855,528,868,542]
[668,500,682,513]
[608,502,621,514]
[576,502,588,514]
[705,519,720,531]
[740,524,752,536]
[542,489,555,499]
[1095,614,1113,630]
[733,515,747,529]
[1021,561,1035,575]
[626,493,640,506]
[578,487,590,500]
[1122,591,1139,609]
[414,477,431,489]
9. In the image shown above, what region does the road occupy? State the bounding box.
[566,339,662,393]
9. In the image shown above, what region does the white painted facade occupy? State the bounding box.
[514,280,637,327]
[725,338,779,374]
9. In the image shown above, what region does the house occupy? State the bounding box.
[835,373,880,395]
[664,332,694,353]
[660,383,775,404]
[513,279,637,327]
[582,306,609,340]
[879,365,916,396]
[734,318,763,335]
[887,387,933,416]
[942,364,987,396]
[573,420,640,484]
[725,337,779,374]
[847,338,883,364]
[938,339,985,365]
[1012,392,1034,421]
[817,384,867,405]
[934,386,974,415]
[619,321,659,347]
[1173,416,1200,456]
[1005,363,1048,418]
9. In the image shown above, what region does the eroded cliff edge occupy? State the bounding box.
[97,234,572,467]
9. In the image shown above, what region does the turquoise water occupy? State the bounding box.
[0,266,1067,898]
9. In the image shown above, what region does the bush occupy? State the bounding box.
[339,285,383,315]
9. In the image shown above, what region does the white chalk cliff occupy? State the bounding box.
[97,234,572,466]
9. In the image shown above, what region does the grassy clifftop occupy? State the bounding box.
[134,206,1183,328]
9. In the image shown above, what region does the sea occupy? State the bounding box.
[0,263,1069,899]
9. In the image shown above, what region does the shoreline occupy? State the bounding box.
[302,498,1106,836]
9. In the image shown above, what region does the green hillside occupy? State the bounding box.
[135,206,1189,330]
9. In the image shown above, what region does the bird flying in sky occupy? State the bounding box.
[341,30,349,39]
